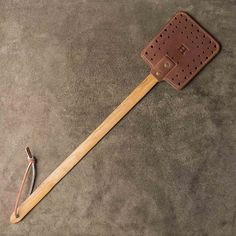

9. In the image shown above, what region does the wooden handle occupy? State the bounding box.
[10,74,158,223]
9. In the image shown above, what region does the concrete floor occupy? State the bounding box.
[0,0,235,235]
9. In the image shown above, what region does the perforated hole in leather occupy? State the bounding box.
[141,12,220,90]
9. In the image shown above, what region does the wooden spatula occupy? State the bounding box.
[10,11,220,224]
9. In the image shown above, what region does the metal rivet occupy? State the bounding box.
[164,62,170,68]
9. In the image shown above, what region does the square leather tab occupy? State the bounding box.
[141,12,220,90]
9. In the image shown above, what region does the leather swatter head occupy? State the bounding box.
[141,11,220,90]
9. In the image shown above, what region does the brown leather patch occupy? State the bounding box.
[141,11,220,90]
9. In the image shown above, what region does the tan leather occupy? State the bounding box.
[141,11,220,90]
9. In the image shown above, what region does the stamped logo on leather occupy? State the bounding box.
[178,44,189,55]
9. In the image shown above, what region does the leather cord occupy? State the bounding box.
[13,147,36,218]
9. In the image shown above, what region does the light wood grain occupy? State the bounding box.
[10,74,158,223]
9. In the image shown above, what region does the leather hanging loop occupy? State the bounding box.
[13,147,37,218]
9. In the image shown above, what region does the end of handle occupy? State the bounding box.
[10,211,24,224]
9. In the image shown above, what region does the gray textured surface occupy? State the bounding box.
[0,0,235,235]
